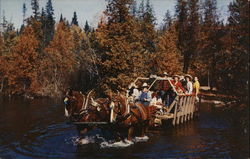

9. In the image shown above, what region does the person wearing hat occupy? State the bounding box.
[171,75,185,94]
[185,74,193,94]
[158,72,171,105]
[138,82,152,106]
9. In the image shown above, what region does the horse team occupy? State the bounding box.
[64,89,155,141]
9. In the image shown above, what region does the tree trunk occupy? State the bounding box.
[0,78,4,93]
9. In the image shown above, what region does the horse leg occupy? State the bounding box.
[128,126,134,141]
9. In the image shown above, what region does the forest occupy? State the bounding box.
[0,0,248,106]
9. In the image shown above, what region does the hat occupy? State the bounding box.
[142,82,149,88]
[185,74,193,80]
[173,75,180,79]
[163,72,169,76]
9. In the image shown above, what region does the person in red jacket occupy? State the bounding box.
[158,72,170,106]
[171,75,185,94]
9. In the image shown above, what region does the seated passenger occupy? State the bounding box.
[128,82,140,102]
[171,75,185,94]
[150,92,163,108]
[138,83,152,106]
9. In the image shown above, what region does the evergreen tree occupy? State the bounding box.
[31,0,39,18]
[44,0,55,45]
[130,0,137,16]
[71,11,79,26]
[59,14,63,22]
[96,0,148,94]
[84,20,90,33]
[223,0,249,101]
[161,10,172,32]
[22,3,27,25]
[175,0,200,73]
[198,0,220,89]
[137,0,157,53]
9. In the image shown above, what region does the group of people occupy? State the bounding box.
[128,72,200,108]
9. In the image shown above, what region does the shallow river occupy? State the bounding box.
[0,98,248,159]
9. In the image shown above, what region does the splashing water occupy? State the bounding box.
[100,139,134,148]
[134,136,149,143]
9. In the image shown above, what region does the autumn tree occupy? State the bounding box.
[7,26,40,95]
[152,24,182,75]
[41,21,77,96]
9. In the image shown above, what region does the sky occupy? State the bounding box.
[0,0,233,29]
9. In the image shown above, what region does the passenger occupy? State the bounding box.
[193,76,200,100]
[185,74,193,94]
[128,82,140,102]
[158,72,170,106]
[179,75,187,91]
[139,83,152,106]
[171,75,185,94]
[150,92,163,107]
[150,92,164,114]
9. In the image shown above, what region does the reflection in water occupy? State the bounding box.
[0,98,248,159]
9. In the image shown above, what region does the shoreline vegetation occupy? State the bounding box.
[0,0,248,107]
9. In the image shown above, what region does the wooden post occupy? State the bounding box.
[183,96,189,122]
[181,96,187,124]
[176,96,184,125]
[187,96,192,121]
[172,96,179,126]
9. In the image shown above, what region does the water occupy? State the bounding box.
[0,98,248,159]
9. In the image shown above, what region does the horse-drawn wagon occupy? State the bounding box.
[63,75,200,140]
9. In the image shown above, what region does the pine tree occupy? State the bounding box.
[71,11,79,26]
[84,20,90,33]
[95,0,148,94]
[59,14,63,22]
[137,0,157,53]
[198,0,220,89]
[44,0,55,45]
[223,0,249,100]
[31,0,39,18]
[130,0,137,16]
[22,3,27,25]
[161,10,172,32]
[175,0,200,73]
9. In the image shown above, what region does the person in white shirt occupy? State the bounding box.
[150,93,163,107]
[128,82,141,102]
[185,74,193,94]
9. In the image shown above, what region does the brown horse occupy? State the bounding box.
[109,93,150,141]
[64,89,111,135]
